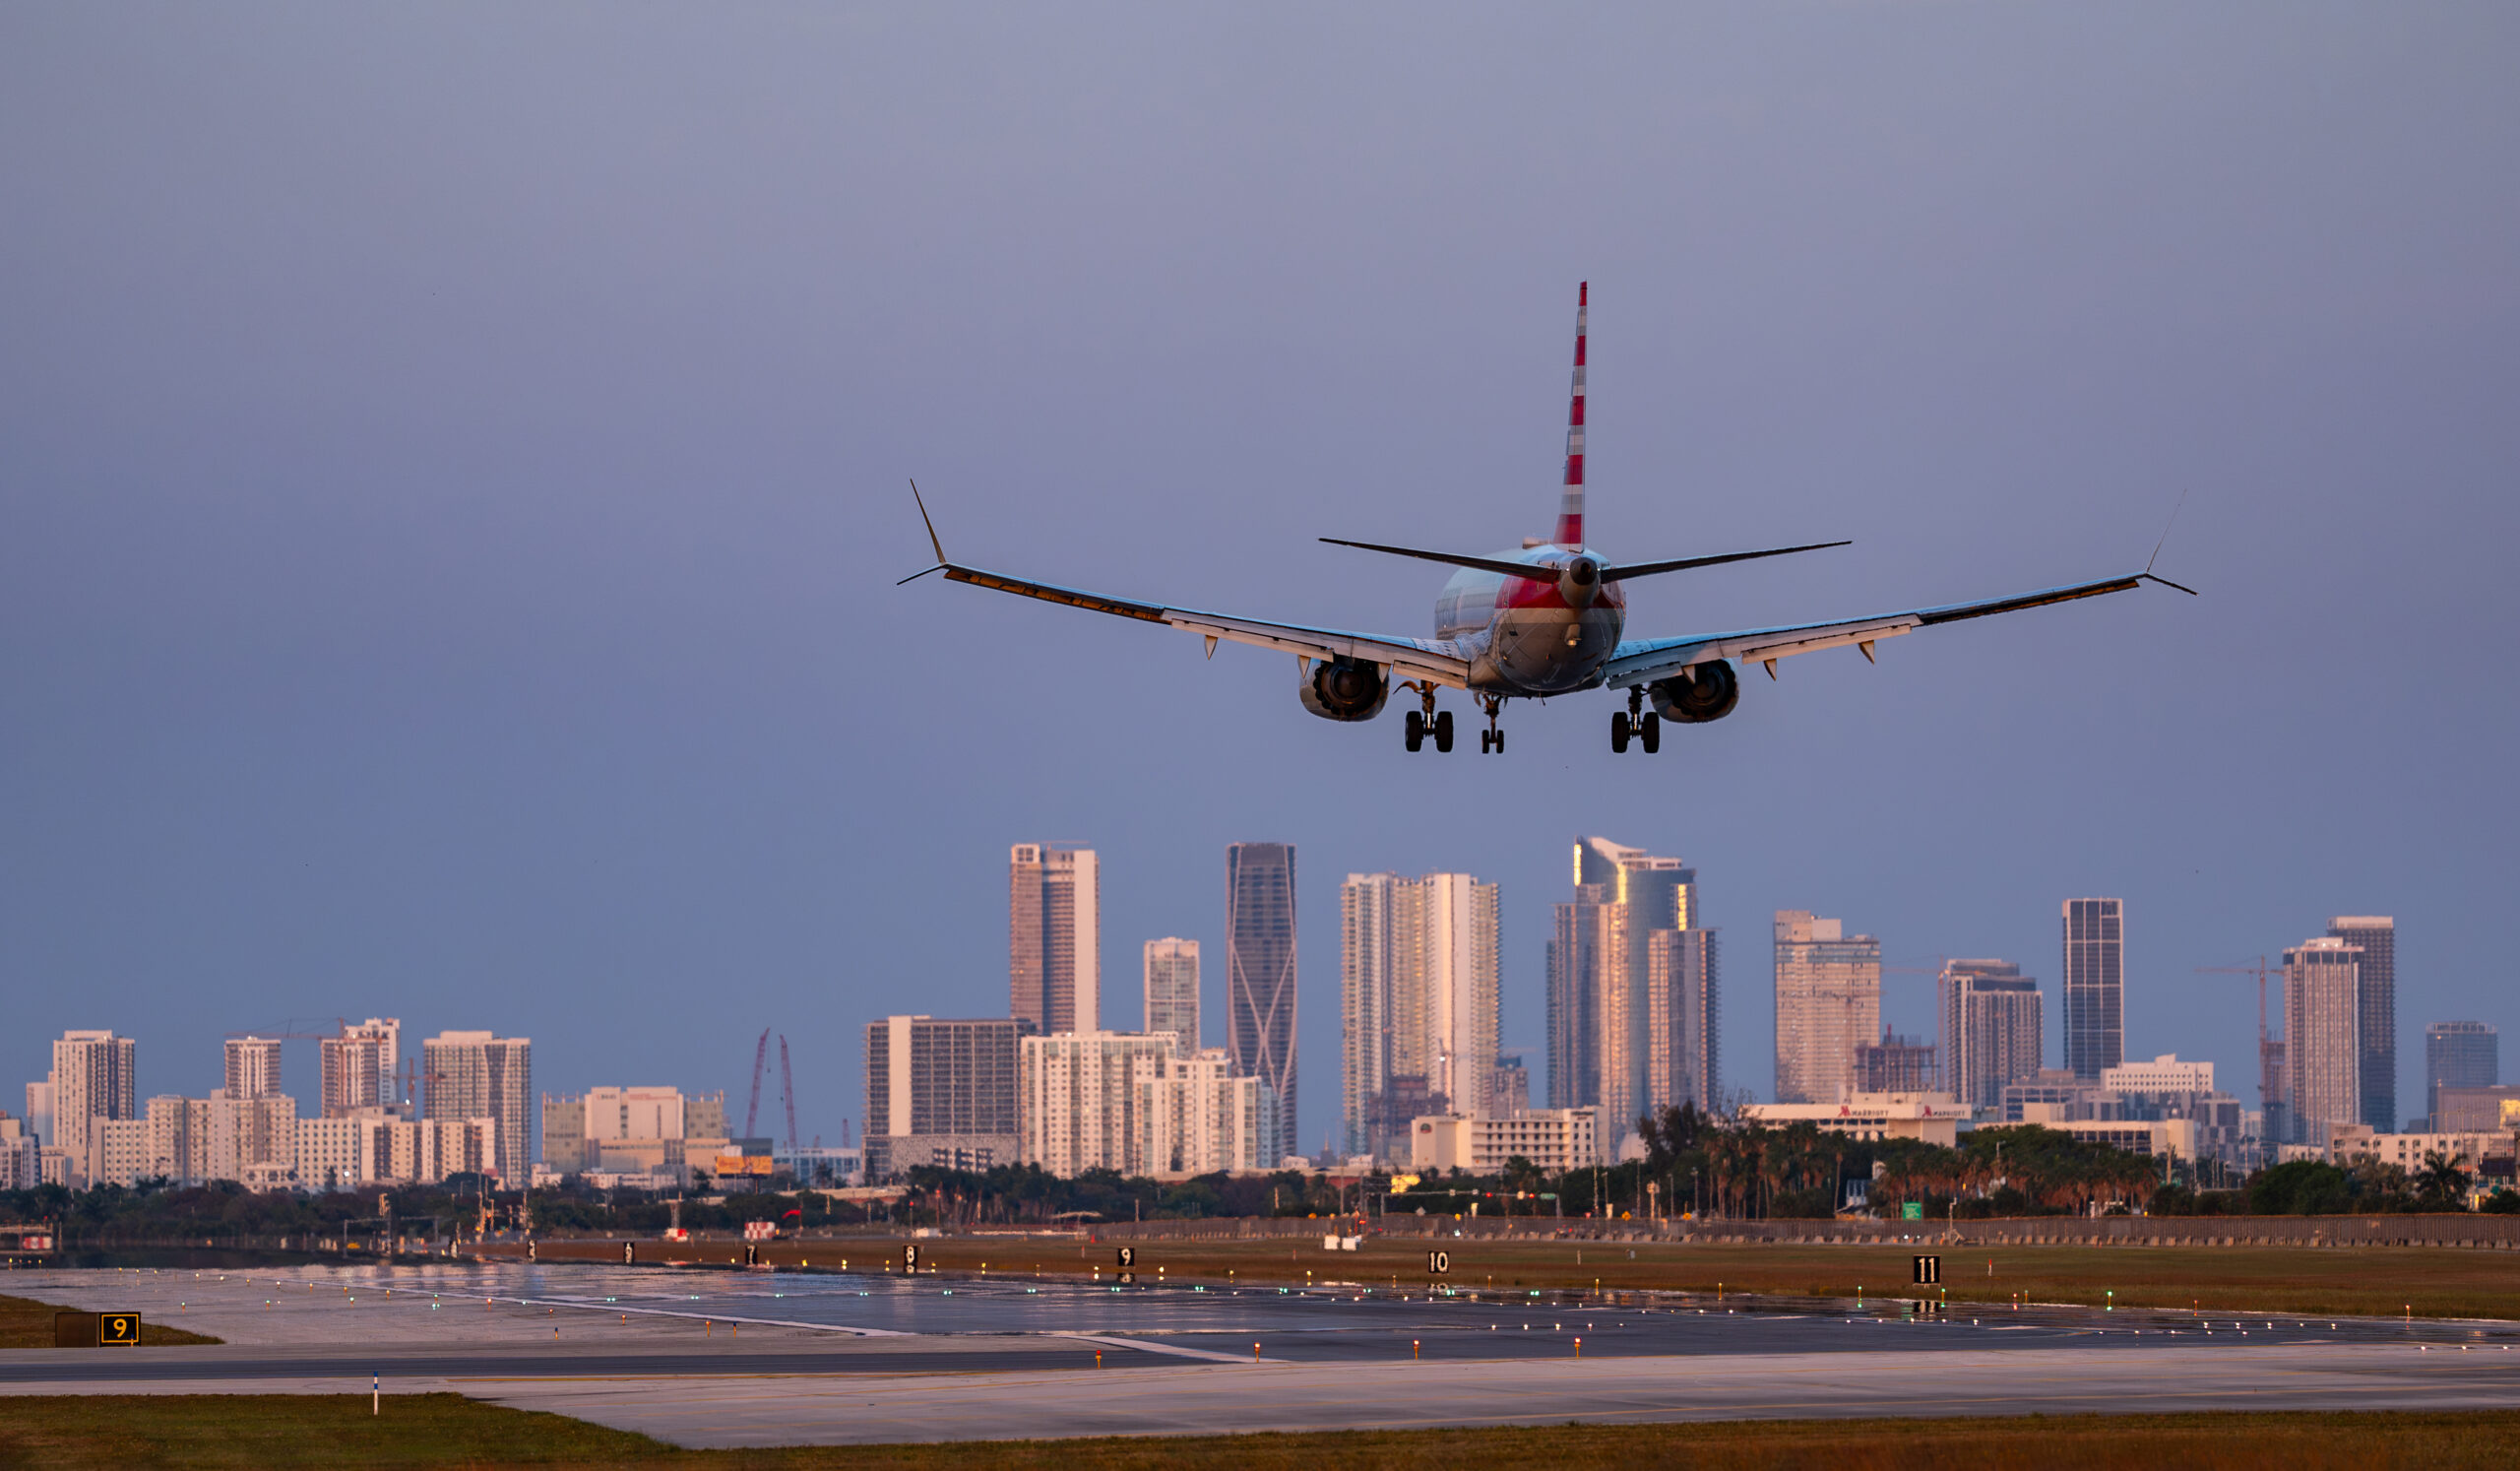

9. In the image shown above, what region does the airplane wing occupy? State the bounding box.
[1596,570,2193,687]
[926,560,1477,689]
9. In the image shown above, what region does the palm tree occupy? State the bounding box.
[2417,1150,2472,1210]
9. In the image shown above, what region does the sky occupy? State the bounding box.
[4,4,2516,1150]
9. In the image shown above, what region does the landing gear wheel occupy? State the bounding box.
[1639,711,1662,754]
[1405,710,1425,752]
[1432,710,1454,753]
[1611,712,1631,753]
[1479,695,1505,754]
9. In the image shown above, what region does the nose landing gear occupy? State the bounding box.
[1403,684,1454,753]
[1611,687,1661,754]
[1478,695,1506,754]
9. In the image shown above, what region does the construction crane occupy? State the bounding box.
[778,1035,799,1152]
[743,1028,771,1138]
[2198,957,2286,1136]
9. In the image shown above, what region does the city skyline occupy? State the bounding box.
[5,850,2448,1168]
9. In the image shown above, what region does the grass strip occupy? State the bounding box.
[697,1236,2520,1320]
[3,1398,2520,1469]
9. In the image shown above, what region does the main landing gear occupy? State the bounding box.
[1611,686,1661,754]
[1478,694,1507,754]
[1403,684,1454,753]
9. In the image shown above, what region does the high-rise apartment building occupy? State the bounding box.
[863,1016,1023,1181]
[2062,899,2124,1080]
[1341,871,1501,1160]
[48,1030,137,1185]
[321,1019,401,1118]
[223,1037,284,1101]
[1019,1031,1177,1177]
[420,1031,532,1182]
[209,1093,297,1184]
[1134,1048,1279,1175]
[1939,959,2045,1111]
[1772,911,1879,1105]
[1227,842,1298,1163]
[2426,1022,2497,1128]
[1548,838,1716,1152]
[2285,936,2362,1145]
[1011,844,1101,1034]
[2328,917,2396,1131]
[1144,938,1200,1055]
[1341,872,1399,1156]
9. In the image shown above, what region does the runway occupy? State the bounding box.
[9,1263,2519,1446]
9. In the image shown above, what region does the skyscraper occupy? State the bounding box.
[2328,916,2396,1131]
[1938,959,2044,1111]
[2061,898,2124,1080]
[1340,872,1399,1157]
[2284,936,2362,1145]
[2426,1021,2496,1128]
[1646,927,1720,1119]
[1341,870,1501,1160]
[1227,842,1298,1163]
[1010,844,1101,1034]
[48,1030,136,1186]
[1549,838,1715,1150]
[420,1031,531,1182]
[1772,911,1879,1105]
[321,1018,401,1118]
[1018,1030,1177,1177]
[1143,938,1200,1055]
[223,1037,284,1101]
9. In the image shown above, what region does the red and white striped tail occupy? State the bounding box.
[1553,282,1588,548]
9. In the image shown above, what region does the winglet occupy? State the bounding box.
[899,479,950,585]
[2142,489,2197,595]
[907,476,947,564]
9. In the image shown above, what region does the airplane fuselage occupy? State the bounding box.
[1436,544,1627,695]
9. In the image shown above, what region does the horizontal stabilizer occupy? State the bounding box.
[1320,535,1852,584]
[1603,540,1851,581]
[1316,538,1547,580]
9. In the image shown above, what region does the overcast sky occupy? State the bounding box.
[5,5,2515,1147]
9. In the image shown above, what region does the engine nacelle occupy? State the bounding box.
[1298,657,1390,722]
[1650,660,1740,724]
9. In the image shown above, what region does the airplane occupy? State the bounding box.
[901,284,2193,754]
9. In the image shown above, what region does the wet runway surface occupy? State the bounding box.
[13,1263,2520,1445]
[12,1261,2516,1372]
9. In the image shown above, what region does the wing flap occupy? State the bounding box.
[1601,571,2159,687]
[936,563,1473,688]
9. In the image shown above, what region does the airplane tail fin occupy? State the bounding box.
[1553,283,1588,548]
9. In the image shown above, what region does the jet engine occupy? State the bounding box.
[1649,660,1740,724]
[1298,657,1390,722]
